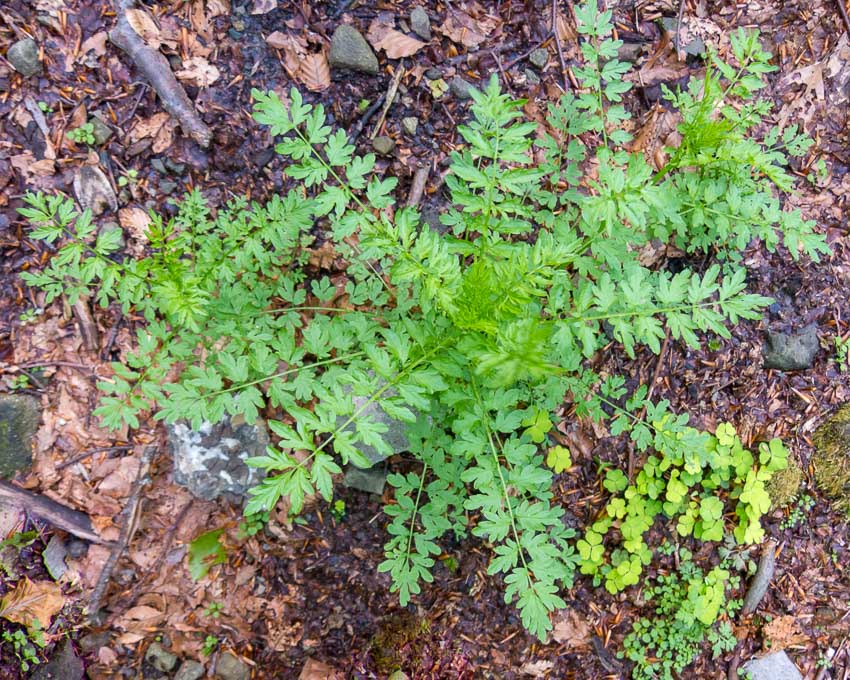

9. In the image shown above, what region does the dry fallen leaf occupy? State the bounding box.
[298,52,331,92]
[550,610,591,648]
[251,0,276,14]
[79,31,108,59]
[367,19,426,59]
[175,56,220,87]
[438,5,500,49]
[0,577,65,628]
[763,614,808,652]
[126,9,162,50]
[299,658,342,679]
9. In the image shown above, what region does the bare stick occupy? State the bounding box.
[406,166,430,208]
[838,0,850,37]
[72,296,100,353]
[370,65,405,140]
[348,94,386,146]
[0,480,107,544]
[55,445,135,471]
[675,0,686,56]
[109,0,212,147]
[88,445,155,617]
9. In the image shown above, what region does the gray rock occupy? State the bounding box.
[450,76,479,101]
[401,117,418,136]
[146,641,178,673]
[618,41,644,62]
[166,417,267,501]
[329,25,379,75]
[216,652,250,680]
[410,7,431,41]
[159,179,178,194]
[89,116,113,145]
[7,39,42,78]
[78,631,112,653]
[0,394,40,479]
[32,640,83,680]
[528,48,548,69]
[524,68,540,85]
[741,651,802,680]
[344,465,387,496]
[73,165,118,216]
[763,324,819,371]
[42,535,68,580]
[339,391,411,466]
[372,135,396,156]
[175,659,206,680]
[425,67,442,80]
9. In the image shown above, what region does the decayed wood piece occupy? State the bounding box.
[109,0,212,147]
[72,296,100,353]
[741,539,777,615]
[0,480,107,544]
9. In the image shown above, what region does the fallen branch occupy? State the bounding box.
[406,166,430,208]
[109,0,212,147]
[741,539,777,615]
[0,480,107,544]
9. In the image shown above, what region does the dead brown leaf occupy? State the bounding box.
[367,18,426,59]
[299,658,343,679]
[762,615,807,652]
[0,577,65,628]
[550,610,591,648]
[438,4,500,49]
[126,9,162,50]
[298,52,331,92]
[175,57,220,87]
[79,31,108,59]
[251,0,276,14]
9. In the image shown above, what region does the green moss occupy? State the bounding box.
[766,455,803,510]
[369,612,429,675]
[812,404,850,512]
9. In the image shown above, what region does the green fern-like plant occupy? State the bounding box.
[19,2,826,640]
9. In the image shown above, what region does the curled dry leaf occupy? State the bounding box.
[126,9,162,50]
[298,52,331,92]
[0,577,65,628]
[367,19,426,59]
[550,610,591,648]
[438,4,500,49]
[175,56,220,87]
[762,614,808,652]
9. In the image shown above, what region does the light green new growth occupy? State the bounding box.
[20,2,826,641]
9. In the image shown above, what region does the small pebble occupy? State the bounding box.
[450,76,479,101]
[372,135,396,156]
[529,47,548,69]
[7,38,42,77]
[410,7,431,41]
[401,117,418,135]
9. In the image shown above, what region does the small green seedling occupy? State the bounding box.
[67,122,95,145]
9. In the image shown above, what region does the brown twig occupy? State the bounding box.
[0,480,108,544]
[370,65,405,140]
[348,94,386,146]
[552,0,571,92]
[838,0,850,37]
[109,0,212,147]
[88,445,155,618]
[100,312,124,361]
[72,296,100,353]
[55,444,135,471]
